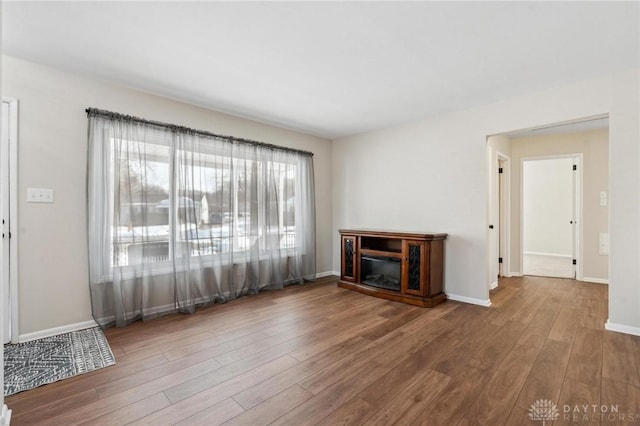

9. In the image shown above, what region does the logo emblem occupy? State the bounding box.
[528,399,560,425]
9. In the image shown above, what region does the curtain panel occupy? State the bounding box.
[87,111,316,328]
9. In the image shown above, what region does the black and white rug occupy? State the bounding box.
[4,327,116,396]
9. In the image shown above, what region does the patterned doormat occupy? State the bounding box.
[4,327,116,396]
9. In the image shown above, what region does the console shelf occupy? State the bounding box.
[339,229,447,307]
[359,248,403,259]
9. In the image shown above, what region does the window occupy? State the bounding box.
[109,138,302,269]
[87,109,315,326]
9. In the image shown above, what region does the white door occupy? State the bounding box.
[498,159,504,277]
[571,160,578,279]
[488,159,499,289]
[1,101,11,343]
[522,157,576,279]
[1,99,17,344]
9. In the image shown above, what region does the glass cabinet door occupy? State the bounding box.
[341,235,357,282]
[402,241,426,296]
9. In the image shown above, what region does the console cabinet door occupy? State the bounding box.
[341,235,358,282]
[402,241,427,296]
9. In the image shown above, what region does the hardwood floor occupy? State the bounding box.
[6,275,640,425]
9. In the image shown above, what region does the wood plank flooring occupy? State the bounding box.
[6,275,640,425]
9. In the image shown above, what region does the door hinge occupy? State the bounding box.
[498,257,503,264]
[498,167,503,174]
[572,259,577,265]
[573,164,577,171]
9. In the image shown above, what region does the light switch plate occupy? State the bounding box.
[27,188,54,203]
[600,191,607,206]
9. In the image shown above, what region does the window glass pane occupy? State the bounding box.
[267,161,297,249]
[110,139,300,268]
[112,140,170,267]
[282,162,297,249]
[175,150,238,256]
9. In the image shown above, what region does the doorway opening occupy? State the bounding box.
[521,155,581,279]
[486,114,609,298]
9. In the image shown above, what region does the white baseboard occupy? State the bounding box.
[19,320,99,343]
[605,320,640,337]
[446,293,492,307]
[582,276,609,285]
[316,271,339,278]
[523,251,572,258]
[509,272,523,277]
[490,281,498,290]
[1,404,11,426]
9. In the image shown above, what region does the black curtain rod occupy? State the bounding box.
[85,107,314,157]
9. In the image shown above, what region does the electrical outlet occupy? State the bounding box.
[27,188,54,203]
[599,232,609,256]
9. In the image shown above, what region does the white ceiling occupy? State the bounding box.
[3,2,638,139]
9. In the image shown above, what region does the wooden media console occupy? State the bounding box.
[338,229,447,307]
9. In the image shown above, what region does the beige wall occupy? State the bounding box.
[333,69,638,332]
[509,129,609,281]
[2,54,639,335]
[2,56,333,336]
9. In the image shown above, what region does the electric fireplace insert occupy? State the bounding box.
[360,255,401,291]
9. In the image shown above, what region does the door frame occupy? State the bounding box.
[1,97,19,344]
[497,153,511,279]
[486,139,511,292]
[519,153,583,281]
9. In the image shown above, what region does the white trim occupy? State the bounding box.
[8,98,18,346]
[490,281,498,290]
[582,277,609,285]
[1,404,11,426]
[446,293,492,307]
[497,153,511,279]
[509,272,524,277]
[605,320,640,337]
[316,271,339,279]
[94,304,179,327]
[1,98,18,345]
[141,303,176,317]
[18,320,98,343]
[523,251,572,258]
[485,140,511,301]
[576,156,584,281]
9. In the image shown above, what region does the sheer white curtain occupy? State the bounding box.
[87,111,316,327]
